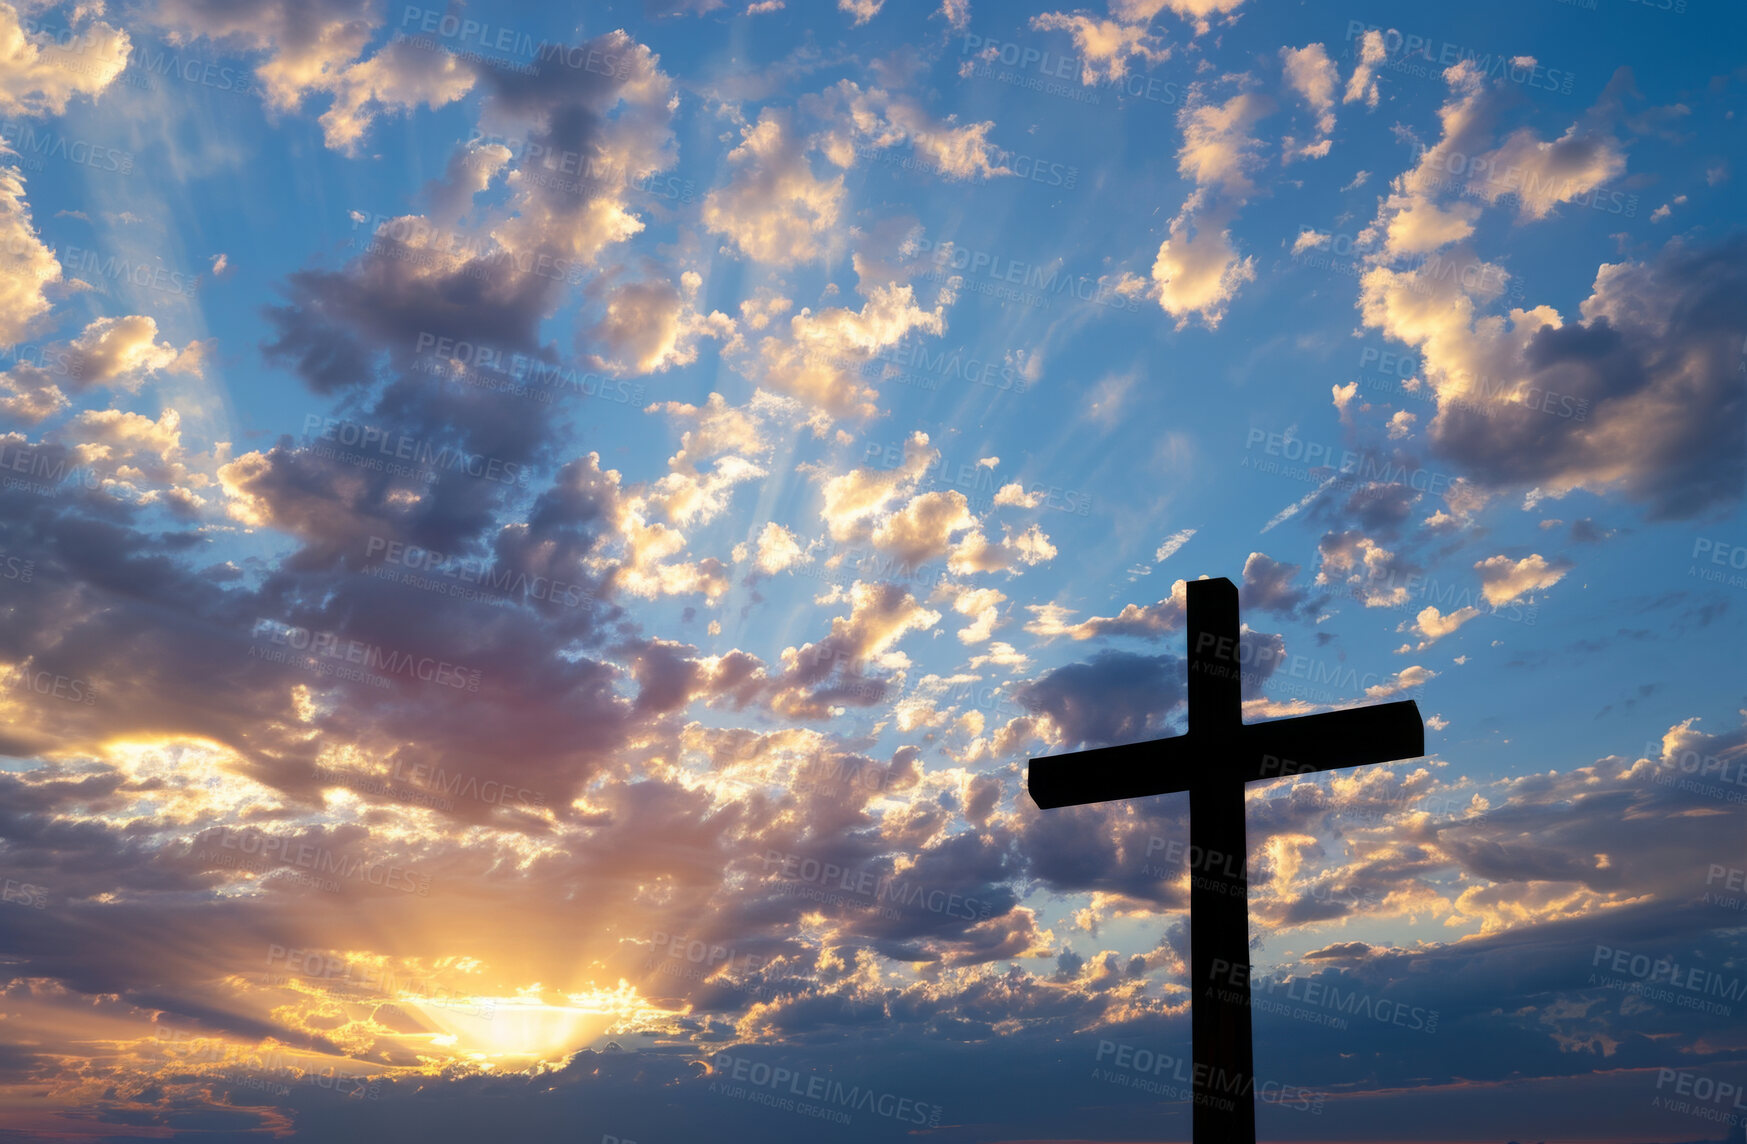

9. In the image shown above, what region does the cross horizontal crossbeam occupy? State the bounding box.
[1027,700,1425,808]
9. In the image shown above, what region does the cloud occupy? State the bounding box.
[769,579,941,717]
[952,586,1006,644]
[1343,28,1386,108]
[839,0,885,24]
[316,36,478,154]
[703,107,846,266]
[58,407,214,514]
[146,0,379,113]
[872,490,976,567]
[1474,553,1571,606]
[1399,604,1482,651]
[1479,120,1627,222]
[0,164,60,347]
[752,278,947,419]
[1315,530,1417,606]
[738,291,792,330]
[1362,63,1628,262]
[1154,528,1196,563]
[948,521,1058,575]
[1146,90,1272,328]
[1150,194,1256,329]
[1363,663,1436,699]
[1360,236,1747,520]
[1279,43,1338,159]
[1125,0,1246,33]
[935,0,970,29]
[584,268,736,377]
[1024,580,1188,641]
[0,3,130,116]
[1028,12,1170,84]
[1028,0,1242,87]
[813,430,936,544]
[64,315,192,389]
[1012,649,1185,749]
[1239,551,1315,618]
[809,80,1013,180]
[740,521,803,574]
[3,314,199,425]
[1176,89,1270,195]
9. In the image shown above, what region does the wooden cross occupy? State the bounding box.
[1029,577,1425,1143]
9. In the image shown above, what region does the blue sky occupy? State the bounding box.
[1,0,1745,1140]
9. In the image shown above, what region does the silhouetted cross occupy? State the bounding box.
[1029,577,1425,1144]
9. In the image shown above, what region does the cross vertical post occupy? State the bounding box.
[1185,578,1255,1143]
[1026,576,1426,1144]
